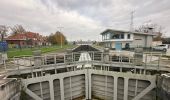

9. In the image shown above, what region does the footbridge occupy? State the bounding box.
[2,45,170,100]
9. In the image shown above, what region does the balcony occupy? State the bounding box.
[102,33,133,42]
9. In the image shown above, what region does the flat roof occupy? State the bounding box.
[100,29,156,36]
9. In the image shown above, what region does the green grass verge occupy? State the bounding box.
[7,45,75,58]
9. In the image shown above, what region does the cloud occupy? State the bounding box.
[0,0,170,41]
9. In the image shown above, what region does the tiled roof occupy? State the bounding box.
[6,32,43,40]
[7,34,26,40]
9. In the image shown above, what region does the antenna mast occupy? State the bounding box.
[130,11,135,32]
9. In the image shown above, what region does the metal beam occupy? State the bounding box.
[25,88,42,100]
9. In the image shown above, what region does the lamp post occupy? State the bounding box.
[57,26,64,48]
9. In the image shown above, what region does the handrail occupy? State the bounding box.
[2,51,170,74]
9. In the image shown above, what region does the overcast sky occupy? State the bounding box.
[0,0,170,41]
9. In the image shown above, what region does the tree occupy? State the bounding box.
[162,38,170,44]
[153,32,162,41]
[0,25,8,42]
[10,25,26,50]
[48,31,67,45]
[48,33,56,44]
[10,24,26,35]
[135,23,165,33]
[135,23,165,41]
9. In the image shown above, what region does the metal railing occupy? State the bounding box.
[2,51,170,73]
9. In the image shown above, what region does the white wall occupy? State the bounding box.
[132,34,153,48]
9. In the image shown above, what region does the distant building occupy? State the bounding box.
[6,32,49,48]
[76,40,93,45]
[100,29,156,49]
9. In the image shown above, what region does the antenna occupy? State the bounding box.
[130,11,135,32]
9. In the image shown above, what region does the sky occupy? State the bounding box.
[0,0,170,41]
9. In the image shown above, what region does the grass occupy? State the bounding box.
[7,44,75,58]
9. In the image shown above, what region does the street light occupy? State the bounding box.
[57,26,64,48]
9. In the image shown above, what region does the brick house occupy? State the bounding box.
[6,32,48,48]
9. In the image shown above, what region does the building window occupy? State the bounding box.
[104,34,107,40]
[106,33,110,40]
[127,34,131,39]
[112,34,119,39]
[121,34,124,39]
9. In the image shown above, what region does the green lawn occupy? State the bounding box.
[7,45,75,58]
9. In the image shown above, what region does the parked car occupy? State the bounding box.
[153,44,170,52]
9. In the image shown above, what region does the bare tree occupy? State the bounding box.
[10,24,26,35]
[135,22,166,41]
[0,25,8,41]
[135,22,165,33]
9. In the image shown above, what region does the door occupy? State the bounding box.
[115,42,122,51]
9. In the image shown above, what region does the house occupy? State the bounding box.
[6,32,48,48]
[100,29,156,50]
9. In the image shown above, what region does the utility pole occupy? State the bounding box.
[130,11,135,32]
[57,26,64,48]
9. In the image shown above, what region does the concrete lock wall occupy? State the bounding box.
[64,75,85,100]
[157,73,170,100]
[0,79,20,100]
[27,81,50,100]
[22,69,156,100]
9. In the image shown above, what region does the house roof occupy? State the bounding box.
[6,34,26,40]
[6,32,44,41]
[100,29,156,36]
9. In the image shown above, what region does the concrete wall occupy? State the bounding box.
[27,81,50,100]
[64,75,85,100]
[0,79,20,100]
[132,34,145,47]
[157,74,170,100]
[128,79,156,100]
[22,69,156,100]
[146,35,153,47]
[132,34,153,48]
[53,79,61,100]
[92,74,114,99]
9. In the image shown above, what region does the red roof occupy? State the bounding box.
[7,34,26,40]
[6,32,43,41]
